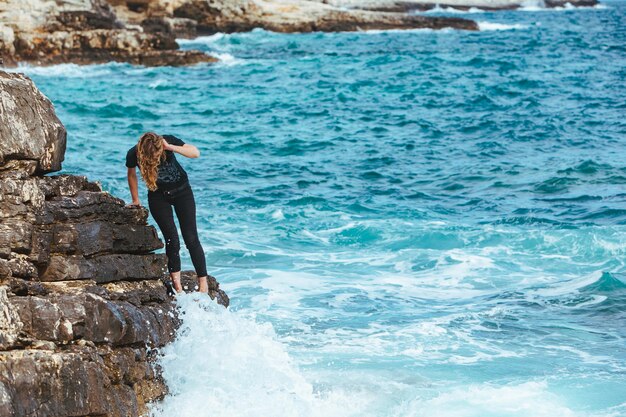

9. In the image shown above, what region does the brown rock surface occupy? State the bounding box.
[0,0,216,67]
[0,70,228,416]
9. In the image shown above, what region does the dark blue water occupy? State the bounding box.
[15,3,626,415]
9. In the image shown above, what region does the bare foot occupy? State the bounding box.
[171,272,183,293]
[197,276,209,294]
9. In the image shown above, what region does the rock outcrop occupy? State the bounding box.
[0,0,479,67]
[0,70,228,416]
[114,0,478,36]
[0,0,217,67]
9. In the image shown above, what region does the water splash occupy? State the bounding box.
[147,294,361,417]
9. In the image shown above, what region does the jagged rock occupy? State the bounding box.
[10,296,74,342]
[38,174,102,199]
[5,254,38,280]
[0,72,66,174]
[0,349,109,417]
[0,220,33,254]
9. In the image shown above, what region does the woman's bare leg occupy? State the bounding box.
[197,275,208,293]
[170,271,183,293]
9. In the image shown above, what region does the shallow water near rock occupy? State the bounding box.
[13,3,626,416]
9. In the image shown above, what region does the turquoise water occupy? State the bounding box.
[16,3,626,416]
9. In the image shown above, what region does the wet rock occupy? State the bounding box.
[179,270,230,307]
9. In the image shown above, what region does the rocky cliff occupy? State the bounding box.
[0,0,479,67]
[0,70,228,416]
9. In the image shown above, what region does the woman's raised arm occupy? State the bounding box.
[163,139,200,158]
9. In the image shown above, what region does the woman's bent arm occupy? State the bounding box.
[127,167,140,205]
[163,139,200,158]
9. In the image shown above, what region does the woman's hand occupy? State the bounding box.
[126,200,142,208]
[162,138,174,151]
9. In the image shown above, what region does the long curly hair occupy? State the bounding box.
[136,132,166,192]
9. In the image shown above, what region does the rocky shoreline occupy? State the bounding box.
[0,0,481,68]
[0,0,603,68]
[0,70,228,416]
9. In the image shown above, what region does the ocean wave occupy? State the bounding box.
[358,27,441,34]
[177,33,226,45]
[418,5,490,14]
[212,52,246,66]
[392,381,579,417]
[148,295,363,417]
[519,1,609,11]
[478,21,530,30]
[6,62,122,78]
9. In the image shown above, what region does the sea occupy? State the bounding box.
[13,2,626,416]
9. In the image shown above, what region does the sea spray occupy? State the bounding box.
[147,294,364,417]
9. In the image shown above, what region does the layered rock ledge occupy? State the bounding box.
[0,71,228,416]
[0,0,479,67]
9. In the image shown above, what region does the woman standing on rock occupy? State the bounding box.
[125,132,208,294]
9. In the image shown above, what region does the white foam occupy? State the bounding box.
[212,52,245,66]
[419,5,488,13]
[392,381,579,417]
[478,21,529,30]
[519,1,608,11]
[4,62,118,78]
[177,33,226,45]
[147,294,366,417]
[272,208,286,220]
[358,27,444,34]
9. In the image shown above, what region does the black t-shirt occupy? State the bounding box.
[126,134,189,191]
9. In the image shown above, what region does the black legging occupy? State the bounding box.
[147,181,208,277]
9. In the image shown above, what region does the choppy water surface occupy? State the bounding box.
[16,3,626,416]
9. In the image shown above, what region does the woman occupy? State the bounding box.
[125,131,208,294]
